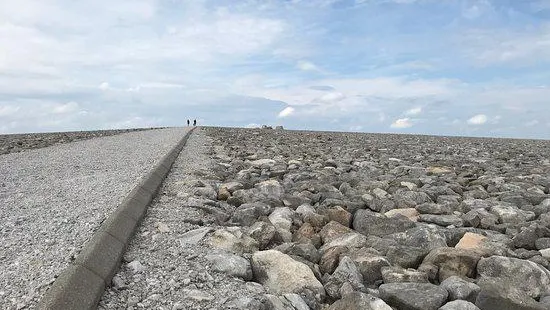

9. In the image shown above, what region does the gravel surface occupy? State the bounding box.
[0,128,163,155]
[149,127,548,310]
[0,127,189,310]
[100,128,261,310]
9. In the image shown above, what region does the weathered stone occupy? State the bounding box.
[462,209,498,229]
[210,228,259,254]
[319,221,353,244]
[325,206,353,227]
[319,246,348,275]
[416,203,453,215]
[320,232,368,253]
[535,237,550,250]
[385,208,420,222]
[251,250,325,302]
[328,292,393,310]
[257,179,285,199]
[381,266,429,283]
[512,225,539,250]
[389,226,448,250]
[248,221,278,249]
[420,247,481,282]
[250,159,276,169]
[269,207,295,242]
[348,250,391,285]
[439,300,480,310]
[379,282,448,310]
[281,242,321,264]
[393,190,433,208]
[220,181,244,193]
[489,204,535,224]
[353,209,416,237]
[324,256,364,299]
[386,245,428,269]
[206,253,253,280]
[440,276,480,303]
[420,214,464,227]
[476,256,550,310]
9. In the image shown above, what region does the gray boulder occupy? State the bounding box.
[440,276,480,303]
[328,292,392,310]
[323,256,364,299]
[206,253,253,280]
[353,209,416,237]
[439,300,480,310]
[379,282,448,310]
[475,256,550,310]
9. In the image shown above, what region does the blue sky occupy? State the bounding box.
[0,0,549,138]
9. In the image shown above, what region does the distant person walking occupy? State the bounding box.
[187,119,190,126]
[193,119,197,126]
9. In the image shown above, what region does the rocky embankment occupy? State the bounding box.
[194,127,550,310]
[0,128,157,155]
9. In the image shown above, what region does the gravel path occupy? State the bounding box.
[0,127,189,310]
[0,128,160,155]
[99,128,262,310]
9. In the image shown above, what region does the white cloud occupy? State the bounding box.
[99,82,110,90]
[278,107,295,118]
[297,60,321,72]
[405,106,422,115]
[525,120,540,127]
[391,118,413,128]
[52,101,79,114]
[0,105,20,117]
[467,114,488,125]
[459,24,550,66]
[315,92,346,104]
[245,123,261,128]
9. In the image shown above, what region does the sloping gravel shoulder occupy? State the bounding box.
[99,128,262,310]
[0,128,161,155]
[0,127,189,310]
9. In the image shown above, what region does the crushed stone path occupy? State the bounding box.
[99,128,261,310]
[0,127,190,310]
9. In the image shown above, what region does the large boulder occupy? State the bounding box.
[256,179,285,199]
[439,300,480,310]
[420,247,481,282]
[475,256,550,310]
[328,292,393,310]
[348,250,391,285]
[251,250,325,303]
[209,228,259,254]
[381,266,429,283]
[386,245,428,269]
[489,204,535,224]
[353,209,416,237]
[320,232,368,253]
[440,276,480,303]
[320,221,353,244]
[379,282,448,310]
[392,190,433,208]
[389,225,448,250]
[269,207,295,242]
[323,256,364,300]
[206,253,253,281]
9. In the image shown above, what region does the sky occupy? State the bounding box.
[1,0,549,139]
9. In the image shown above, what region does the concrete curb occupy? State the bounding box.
[39,127,196,310]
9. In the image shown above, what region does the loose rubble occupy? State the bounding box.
[105,127,550,309]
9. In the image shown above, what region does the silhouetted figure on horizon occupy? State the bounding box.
[187,119,190,126]
[193,119,197,126]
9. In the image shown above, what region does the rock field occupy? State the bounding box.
[160,127,549,310]
[12,125,548,309]
[0,128,157,155]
